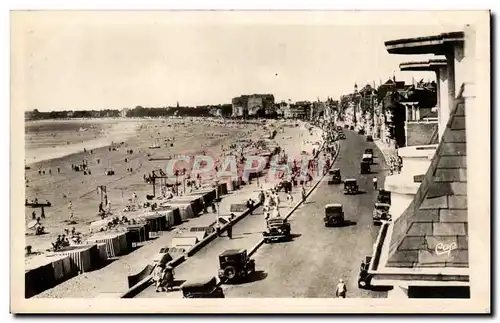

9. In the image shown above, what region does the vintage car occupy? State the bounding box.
[366,135,373,142]
[181,276,225,298]
[373,202,391,225]
[324,203,344,227]
[360,159,371,174]
[343,179,358,195]
[263,217,291,243]
[364,148,374,156]
[362,153,373,165]
[377,189,392,205]
[358,128,365,135]
[349,125,355,130]
[338,132,346,140]
[358,256,373,288]
[218,249,255,283]
[344,124,350,129]
[327,168,342,185]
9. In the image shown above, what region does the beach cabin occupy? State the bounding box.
[86,231,129,259]
[126,222,149,247]
[188,188,217,206]
[140,211,168,237]
[168,195,204,215]
[53,244,100,274]
[25,254,76,298]
[154,206,182,227]
[163,200,195,221]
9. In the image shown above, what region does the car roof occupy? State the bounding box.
[325,203,342,208]
[220,249,246,256]
[345,178,357,182]
[181,276,217,289]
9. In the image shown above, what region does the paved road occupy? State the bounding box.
[136,204,267,298]
[223,129,389,298]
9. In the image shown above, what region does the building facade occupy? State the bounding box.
[368,28,474,299]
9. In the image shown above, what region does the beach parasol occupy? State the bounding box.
[27,220,38,230]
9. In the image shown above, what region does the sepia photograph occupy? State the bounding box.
[10,9,491,314]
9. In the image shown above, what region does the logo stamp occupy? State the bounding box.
[435,242,457,256]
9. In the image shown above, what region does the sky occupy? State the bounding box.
[13,11,463,112]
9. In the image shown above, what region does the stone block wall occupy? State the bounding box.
[406,122,439,147]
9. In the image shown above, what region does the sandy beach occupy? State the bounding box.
[28,117,324,298]
[24,117,295,258]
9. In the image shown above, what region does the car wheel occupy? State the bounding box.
[224,266,237,280]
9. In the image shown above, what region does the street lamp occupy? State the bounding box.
[174,169,179,196]
[214,180,221,224]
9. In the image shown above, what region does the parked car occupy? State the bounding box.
[377,189,392,205]
[350,125,355,130]
[218,249,256,283]
[181,276,225,298]
[366,135,373,142]
[344,124,349,129]
[358,256,373,288]
[358,128,365,135]
[324,203,344,227]
[338,132,346,140]
[343,179,358,194]
[263,217,291,243]
[327,168,342,185]
[373,202,391,225]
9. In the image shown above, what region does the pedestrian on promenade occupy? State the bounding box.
[301,186,307,203]
[287,192,293,208]
[335,279,347,298]
[227,225,233,239]
[373,177,378,190]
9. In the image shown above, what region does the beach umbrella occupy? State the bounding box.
[27,220,38,230]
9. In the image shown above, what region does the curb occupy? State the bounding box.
[120,124,327,298]
[119,255,186,298]
[120,199,262,298]
[185,201,262,257]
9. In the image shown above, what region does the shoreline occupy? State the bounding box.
[25,120,141,166]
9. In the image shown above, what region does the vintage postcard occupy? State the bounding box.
[11,10,491,314]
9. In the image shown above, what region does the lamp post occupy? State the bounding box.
[214,180,221,224]
[174,169,179,196]
[182,168,187,194]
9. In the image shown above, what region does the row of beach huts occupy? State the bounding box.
[25,181,237,298]
[25,128,281,298]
